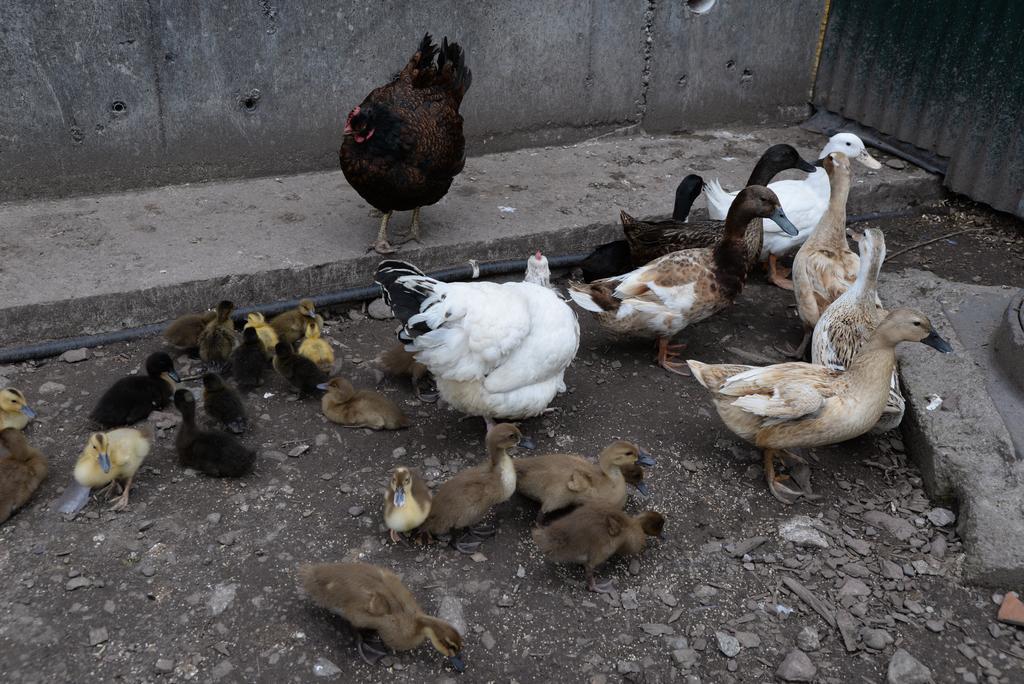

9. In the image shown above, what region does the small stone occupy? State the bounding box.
[367,298,393,320]
[348,506,364,517]
[392,447,407,458]
[103,600,116,613]
[672,648,699,668]
[481,631,496,650]
[288,444,310,458]
[314,433,328,447]
[776,649,816,682]
[65,576,91,591]
[863,511,915,541]
[88,627,109,646]
[735,631,760,648]
[682,460,698,472]
[616,660,641,674]
[207,512,222,525]
[779,516,830,549]
[925,619,945,633]
[987,623,1001,638]
[838,578,871,599]
[880,558,904,580]
[887,648,932,684]
[796,626,820,652]
[38,381,66,395]
[210,660,234,681]
[715,631,741,658]
[863,628,894,650]
[641,623,675,636]
[138,519,156,531]
[692,584,719,601]
[313,657,341,677]
[208,583,238,616]
[60,348,90,363]
[885,158,908,170]
[217,531,239,546]
[470,552,487,563]
[997,592,1024,626]
[926,508,955,527]
[155,658,174,673]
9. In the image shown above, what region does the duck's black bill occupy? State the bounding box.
[921,331,953,353]
[637,450,656,467]
[448,654,466,673]
[769,208,799,236]
[797,157,818,173]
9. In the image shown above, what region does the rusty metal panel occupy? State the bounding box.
[814,0,1024,217]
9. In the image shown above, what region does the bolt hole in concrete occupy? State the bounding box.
[243,97,258,111]
[110,101,127,115]
[686,0,717,14]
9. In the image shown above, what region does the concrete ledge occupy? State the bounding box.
[994,291,1024,395]
[0,125,944,350]
[881,270,1024,586]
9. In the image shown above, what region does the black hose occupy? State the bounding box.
[0,254,590,365]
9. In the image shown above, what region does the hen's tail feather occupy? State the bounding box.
[437,37,472,99]
[375,260,435,337]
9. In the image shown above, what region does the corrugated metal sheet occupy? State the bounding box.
[814,0,1024,217]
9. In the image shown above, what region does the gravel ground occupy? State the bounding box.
[1,203,1022,684]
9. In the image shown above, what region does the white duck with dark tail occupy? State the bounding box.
[375,260,579,432]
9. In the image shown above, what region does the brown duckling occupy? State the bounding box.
[198,300,237,366]
[164,307,217,351]
[230,327,267,391]
[422,424,522,553]
[270,298,317,346]
[0,428,48,524]
[90,352,179,428]
[202,373,247,434]
[383,467,431,543]
[320,377,410,430]
[370,343,437,402]
[515,441,655,521]
[274,342,327,396]
[532,504,665,593]
[0,388,37,431]
[299,562,464,671]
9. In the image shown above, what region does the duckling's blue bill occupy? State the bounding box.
[168,370,181,382]
[922,330,953,353]
[448,654,465,673]
[316,383,330,391]
[20,405,37,419]
[637,449,656,467]
[393,486,406,507]
[55,480,93,514]
[769,208,800,236]
[99,452,111,473]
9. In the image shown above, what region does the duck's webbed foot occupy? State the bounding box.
[355,631,389,665]
[656,337,690,375]
[586,568,616,594]
[763,448,813,505]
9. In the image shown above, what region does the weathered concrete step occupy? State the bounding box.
[0,125,943,350]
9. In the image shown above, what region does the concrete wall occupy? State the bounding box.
[0,1,825,201]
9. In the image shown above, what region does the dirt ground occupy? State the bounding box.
[1,202,1022,684]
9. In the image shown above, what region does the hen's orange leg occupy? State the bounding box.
[372,211,397,254]
[767,254,794,290]
[656,337,690,376]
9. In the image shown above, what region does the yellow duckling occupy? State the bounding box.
[383,467,432,543]
[0,388,37,431]
[71,427,153,511]
[243,312,279,358]
[299,316,335,373]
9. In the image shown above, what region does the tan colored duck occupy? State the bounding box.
[422,424,522,552]
[687,308,952,504]
[532,504,664,593]
[243,312,278,357]
[0,428,48,524]
[383,467,431,542]
[198,300,237,366]
[790,153,859,357]
[514,441,655,521]
[812,228,904,433]
[270,298,317,346]
[319,377,410,430]
[568,186,798,375]
[164,307,217,350]
[371,343,437,402]
[299,316,335,373]
[299,562,464,671]
[0,388,37,431]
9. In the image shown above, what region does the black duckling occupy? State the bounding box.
[0,428,48,524]
[173,389,255,477]
[270,298,317,346]
[202,373,247,434]
[299,562,464,670]
[198,300,237,367]
[273,342,326,396]
[230,327,267,391]
[532,504,665,593]
[90,352,180,428]
[164,308,217,352]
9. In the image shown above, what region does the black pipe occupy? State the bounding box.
[0,254,590,365]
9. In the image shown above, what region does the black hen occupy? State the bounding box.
[173,390,254,477]
[91,352,180,428]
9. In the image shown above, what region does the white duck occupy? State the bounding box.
[703,132,881,289]
[375,260,580,435]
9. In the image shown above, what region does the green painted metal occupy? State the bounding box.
[814,0,1024,217]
